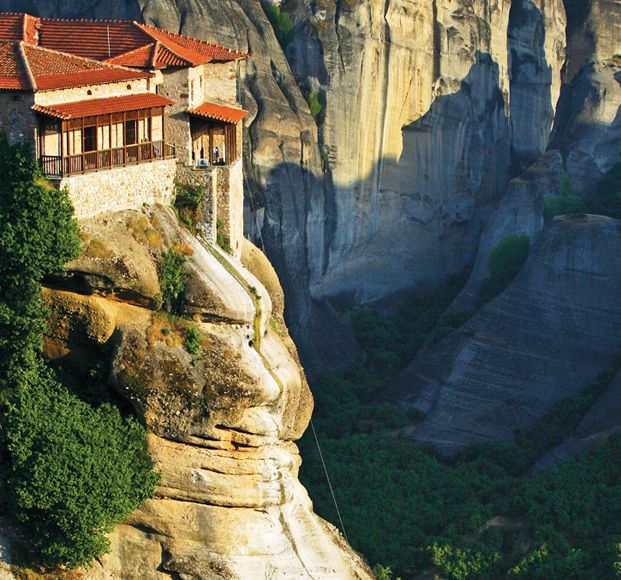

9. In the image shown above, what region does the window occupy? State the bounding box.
[155,84,164,95]
[83,126,97,152]
[190,80,194,102]
[125,120,137,145]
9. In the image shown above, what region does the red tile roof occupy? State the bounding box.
[0,42,25,89]
[136,23,246,64]
[188,101,249,124]
[32,92,174,119]
[0,13,38,45]
[0,40,150,91]
[0,13,247,69]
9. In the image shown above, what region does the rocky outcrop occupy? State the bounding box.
[385,215,621,455]
[452,5,621,312]
[39,206,371,579]
[532,368,621,472]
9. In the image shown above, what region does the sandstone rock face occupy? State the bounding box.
[385,215,621,455]
[39,207,370,579]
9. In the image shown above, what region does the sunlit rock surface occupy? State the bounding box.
[40,207,371,579]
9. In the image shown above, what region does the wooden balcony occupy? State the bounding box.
[40,140,176,178]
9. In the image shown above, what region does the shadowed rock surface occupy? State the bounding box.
[386,215,621,455]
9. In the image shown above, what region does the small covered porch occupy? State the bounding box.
[34,93,176,178]
[188,102,249,167]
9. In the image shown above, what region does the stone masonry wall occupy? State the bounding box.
[215,159,244,259]
[203,62,238,105]
[158,67,192,165]
[59,158,176,219]
[34,78,152,106]
[0,90,36,146]
[176,164,217,243]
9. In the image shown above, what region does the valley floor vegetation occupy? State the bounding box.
[299,198,621,578]
[0,137,158,569]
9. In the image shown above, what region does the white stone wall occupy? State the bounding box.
[34,78,152,106]
[159,68,192,165]
[228,159,244,259]
[59,158,176,219]
[203,62,238,105]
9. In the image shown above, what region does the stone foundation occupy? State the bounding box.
[177,159,244,258]
[59,159,176,219]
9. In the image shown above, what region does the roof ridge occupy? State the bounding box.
[138,21,244,54]
[134,22,194,66]
[150,41,159,68]
[39,16,134,24]
[25,41,153,76]
[16,41,37,91]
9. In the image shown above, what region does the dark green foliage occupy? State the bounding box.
[307,91,322,117]
[159,249,187,312]
[184,325,202,355]
[0,137,81,383]
[261,1,294,48]
[0,136,157,569]
[0,136,81,287]
[430,543,501,580]
[2,364,157,567]
[587,162,621,218]
[175,181,204,207]
[174,181,205,231]
[301,259,621,577]
[216,218,231,253]
[478,235,530,306]
[544,175,586,223]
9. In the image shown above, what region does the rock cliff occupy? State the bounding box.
[385,215,621,454]
[39,207,371,579]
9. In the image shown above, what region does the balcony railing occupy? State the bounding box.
[40,140,176,178]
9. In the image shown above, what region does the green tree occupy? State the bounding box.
[2,363,157,567]
[307,91,322,118]
[261,1,294,47]
[0,136,80,383]
[543,174,585,223]
[159,248,187,312]
[0,136,157,568]
[478,234,530,305]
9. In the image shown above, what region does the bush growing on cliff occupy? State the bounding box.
[159,248,187,313]
[478,234,530,306]
[544,175,585,223]
[0,136,157,569]
[261,1,294,48]
[307,91,322,118]
[2,364,158,567]
[0,136,81,382]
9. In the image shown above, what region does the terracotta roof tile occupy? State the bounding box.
[32,92,174,119]
[188,101,249,124]
[0,13,26,42]
[0,42,24,89]
[23,14,39,45]
[37,18,152,61]
[137,23,247,63]
[0,12,247,71]
[0,41,151,91]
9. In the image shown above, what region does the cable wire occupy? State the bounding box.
[310,418,349,543]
